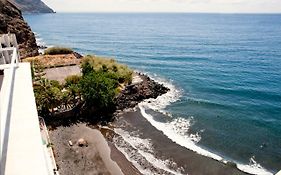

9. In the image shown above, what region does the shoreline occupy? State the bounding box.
[46,71,169,175]
[33,47,273,175]
[47,71,258,175]
[111,107,252,175]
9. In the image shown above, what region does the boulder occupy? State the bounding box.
[115,73,169,110]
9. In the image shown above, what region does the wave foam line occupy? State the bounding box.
[142,73,182,112]
[114,128,184,175]
[139,104,273,175]
[138,73,273,175]
[237,157,273,175]
[34,32,55,54]
[139,104,223,161]
[114,144,154,175]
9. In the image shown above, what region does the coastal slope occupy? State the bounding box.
[0,0,38,58]
[9,0,54,13]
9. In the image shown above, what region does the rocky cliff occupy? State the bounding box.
[9,0,54,13]
[0,0,39,58]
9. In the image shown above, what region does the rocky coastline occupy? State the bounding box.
[46,67,171,175]
[115,73,169,110]
[0,0,39,58]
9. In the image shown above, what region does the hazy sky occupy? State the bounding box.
[43,0,281,13]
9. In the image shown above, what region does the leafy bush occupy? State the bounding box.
[33,78,63,116]
[65,75,81,87]
[79,71,118,111]
[81,60,93,76]
[33,54,133,118]
[81,55,133,84]
[44,47,73,55]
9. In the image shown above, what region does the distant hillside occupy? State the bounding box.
[9,0,54,13]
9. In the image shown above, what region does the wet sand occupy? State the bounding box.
[46,66,250,175]
[113,107,250,175]
[48,110,250,175]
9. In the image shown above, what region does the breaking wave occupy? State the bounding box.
[137,73,273,175]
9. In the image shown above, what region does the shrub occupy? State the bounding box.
[33,55,132,118]
[65,75,82,87]
[81,55,133,84]
[79,71,118,112]
[81,60,93,76]
[33,78,63,116]
[44,47,73,55]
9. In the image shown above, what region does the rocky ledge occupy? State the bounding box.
[0,0,39,58]
[115,73,169,110]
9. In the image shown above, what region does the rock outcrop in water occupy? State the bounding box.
[0,0,39,58]
[9,0,54,13]
[115,73,170,110]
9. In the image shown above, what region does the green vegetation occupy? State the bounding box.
[32,55,133,120]
[44,47,73,55]
[33,78,64,115]
[30,59,45,81]
[82,55,133,84]
[79,70,118,112]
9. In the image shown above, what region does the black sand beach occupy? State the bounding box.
[111,107,250,175]
[46,70,250,175]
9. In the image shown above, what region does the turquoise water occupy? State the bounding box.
[24,13,281,173]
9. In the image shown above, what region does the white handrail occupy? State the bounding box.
[0,47,19,173]
[0,47,15,66]
[0,47,15,52]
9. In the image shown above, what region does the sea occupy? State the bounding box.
[24,13,281,175]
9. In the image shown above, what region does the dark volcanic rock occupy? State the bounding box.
[73,51,83,59]
[115,73,170,110]
[9,0,54,13]
[0,0,39,58]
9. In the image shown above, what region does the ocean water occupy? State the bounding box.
[24,13,281,174]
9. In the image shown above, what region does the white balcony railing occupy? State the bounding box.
[0,47,19,174]
[0,34,58,175]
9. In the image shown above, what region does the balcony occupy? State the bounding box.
[0,34,57,175]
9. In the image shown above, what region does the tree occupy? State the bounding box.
[33,78,63,116]
[79,71,117,113]
[81,60,93,76]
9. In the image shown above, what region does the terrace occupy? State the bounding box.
[0,34,58,175]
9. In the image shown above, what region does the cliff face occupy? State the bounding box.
[9,0,54,13]
[0,0,39,58]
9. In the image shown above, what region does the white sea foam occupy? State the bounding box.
[236,157,273,175]
[137,74,273,175]
[139,104,223,161]
[138,74,222,160]
[34,32,45,46]
[114,128,185,175]
[142,74,181,113]
[114,143,155,175]
[34,32,53,54]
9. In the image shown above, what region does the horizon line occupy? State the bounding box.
[34,11,281,15]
